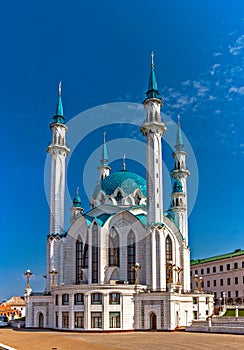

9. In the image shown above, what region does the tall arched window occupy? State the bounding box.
[92,223,99,283]
[76,238,83,284]
[165,235,172,282]
[83,243,89,268]
[109,228,120,267]
[127,231,136,283]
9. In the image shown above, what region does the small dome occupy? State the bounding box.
[73,194,82,207]
[173,179,183,193]
[93,170,146,198]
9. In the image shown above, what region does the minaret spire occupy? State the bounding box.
[176,114,184,151]
[54,81,64,124]
[122,154,126,171]
[97,132,111,180]
[146,51,160,99]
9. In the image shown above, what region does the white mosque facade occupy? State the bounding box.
[25,56,214,331]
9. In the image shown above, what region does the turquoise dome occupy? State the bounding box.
[93,171,146,198]
[73,194,82,207]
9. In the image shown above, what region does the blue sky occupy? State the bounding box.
[0,0,244,300]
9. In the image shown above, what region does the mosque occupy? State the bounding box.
[25,54,213,330]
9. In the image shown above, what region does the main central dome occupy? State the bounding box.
[93,170,146,198]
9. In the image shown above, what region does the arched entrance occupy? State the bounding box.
[150,313,157,330]
[38,312,44,328]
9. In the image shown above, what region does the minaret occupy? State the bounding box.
[70,187,84,224]
[170,115,190,243]
[97,131,111,180]
[141,52,166,225]
[47,82,70,235]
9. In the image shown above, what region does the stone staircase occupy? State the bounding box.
[186,317,244,334]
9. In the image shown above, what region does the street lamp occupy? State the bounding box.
[166,261,175,283]
[194,274,199,292]
[132,262,141,286]
[199,276,203,292]
[49,268,58,288]
[174,265,183,285]
[24,269,33,289]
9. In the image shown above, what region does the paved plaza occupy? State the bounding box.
[0,329,243,350]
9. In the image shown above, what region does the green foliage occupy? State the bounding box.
[223,309,244,317]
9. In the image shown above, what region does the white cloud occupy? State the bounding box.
[213,52,222,57]
[229,34,244,55]
[228,86,244,94]
[210,63,221,75]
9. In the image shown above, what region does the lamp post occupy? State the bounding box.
[194,274,203,292]
[132,262,141,286]
[166,261,175,283]
[199,276,203,292]
[49,268,58,288]
[222,292,226,312]
[24,269,33,289]
[174,266,183,285]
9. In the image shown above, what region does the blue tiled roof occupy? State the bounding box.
[84,213,114,227]
[93,170,146,198]
[135,213,147,226]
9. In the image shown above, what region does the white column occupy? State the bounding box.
[151,229,156,290]
[69,294,74,330]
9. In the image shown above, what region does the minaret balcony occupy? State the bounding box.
[140,121,167,136]
[171,168,190,179]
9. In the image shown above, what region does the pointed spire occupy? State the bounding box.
[175,115,184,151]
[53,81,65,124]
[122,154,126,171]
[73,186,82,207]
[146,52,160,99]
[100,131,109,166]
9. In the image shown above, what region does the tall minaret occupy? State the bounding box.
[170,116,190,243]
[47,82,70,235]
[141,52,166,225]
[97,131,111,180]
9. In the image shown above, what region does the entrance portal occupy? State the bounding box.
[38,312,44,328]
[150,312,157,330]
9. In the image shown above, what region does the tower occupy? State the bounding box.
[97,131,111,180]
[46,82,70,290]
[47,82,70,235]
[170,116,190,243]
[140,52,166,225]
[70,187,84,224]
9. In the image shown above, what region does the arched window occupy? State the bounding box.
[127,231,136,283]
[62,294,69,305]
[165,236,172,282]
[83,243,89,268]
[177,161,180,170]
[74,293,84,305]
[134,193,141,205]
[115,191,123,204]
[176,198,179,206]
[92,223,99,283]
[76,238,83,284]
[156,231,160,288]
[109,228,120,267]
[91,293,102,304]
